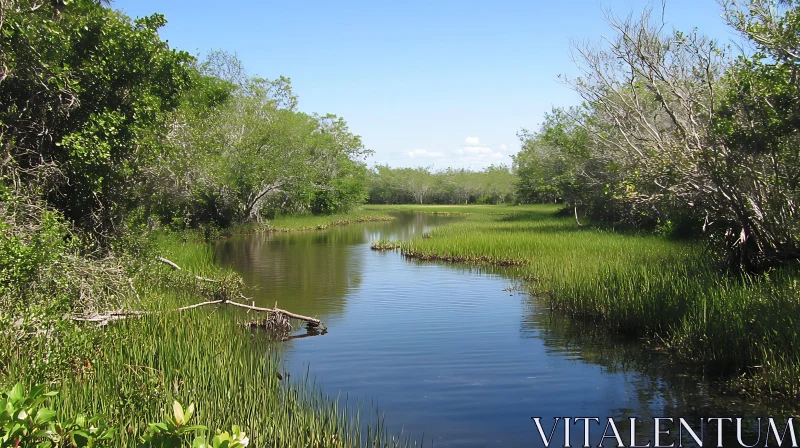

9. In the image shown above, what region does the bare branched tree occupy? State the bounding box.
[566,4,800,270]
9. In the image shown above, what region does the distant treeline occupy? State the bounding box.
[367,165,516,205]
[512,1,800,272]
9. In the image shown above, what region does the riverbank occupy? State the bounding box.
[363,204,800,401]
[1,228,415,447]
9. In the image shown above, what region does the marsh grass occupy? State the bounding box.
[48,310,412,447]
[2,231,419,447]
[365,204,800,398]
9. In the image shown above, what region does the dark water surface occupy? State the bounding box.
[214,213,770,447]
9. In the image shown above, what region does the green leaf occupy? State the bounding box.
[172,401,185,426]
[151,422,169,431]
[34,408,56,424]
[192,436,212,448]
[185,403,195,423]
[8,384,23,402]
[31,429,52,438]
[28,385,46,399]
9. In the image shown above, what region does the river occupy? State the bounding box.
[214,213,770,447]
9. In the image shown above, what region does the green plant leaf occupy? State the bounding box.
[34,408,56,424]
[172,401,184,426]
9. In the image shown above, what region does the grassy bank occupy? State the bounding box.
[363,204,800,399]
[1,229,414,447]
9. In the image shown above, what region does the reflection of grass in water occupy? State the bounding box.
[4,233,418,448]
[365,204,800,400]
[527,303,795,443]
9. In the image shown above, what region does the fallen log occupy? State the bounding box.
[74,298,320,327]
[183,297,321,327]
[231,294,320,326]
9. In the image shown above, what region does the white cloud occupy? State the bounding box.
[408,149,443,158]
[499,144,507,151]
[464,136,480,146]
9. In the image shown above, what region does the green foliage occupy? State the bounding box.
[140,402,249,448]
[706,0,800,269]
[367,165,516,205]
[0,384,255,448]
[512,107,592,204]
[147,52,371,228]
[0,208,68,300]
[0,383,116,447]
[0,0,194,233]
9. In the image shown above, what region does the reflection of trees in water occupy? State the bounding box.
[212,213,457,321]
[364,212,459,242]
[521,299,784,446]
[214,229,362,319]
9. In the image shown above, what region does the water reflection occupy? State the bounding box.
[520,301,773,447]
[213,213,457,319]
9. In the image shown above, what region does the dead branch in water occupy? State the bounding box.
[73,258,322,328]
[73,296,321,327]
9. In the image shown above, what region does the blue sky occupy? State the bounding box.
[113,0,738,171]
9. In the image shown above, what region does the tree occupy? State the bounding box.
[367,165,517,205]
[0,0,193,234]
[520,1,800,269]
[158,52,371,226]
[712,0,800,269]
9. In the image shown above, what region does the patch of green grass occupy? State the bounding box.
[365,204,800,399]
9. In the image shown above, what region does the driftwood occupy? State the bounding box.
[173,297,321,327]
[73,258,322,329]
[74,299,320,327]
